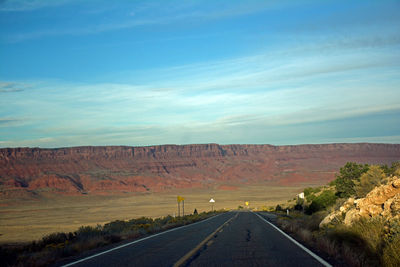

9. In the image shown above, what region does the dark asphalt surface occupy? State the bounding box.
[187,212,323,267]
[61,211,328,267]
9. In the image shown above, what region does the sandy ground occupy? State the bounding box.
[0,182,323,243]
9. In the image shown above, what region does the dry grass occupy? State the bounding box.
[276,213,400,266]
[0,182,314,243]
[383,235,400,267]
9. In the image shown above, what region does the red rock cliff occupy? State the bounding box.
[0,143,399,196]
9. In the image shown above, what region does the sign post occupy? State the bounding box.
[209,198,215,211]
[177,196,185,217]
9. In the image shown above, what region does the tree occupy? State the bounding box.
[333,162,369,198]
[193,208,198,215]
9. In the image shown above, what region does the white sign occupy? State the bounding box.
[209,198,215,203]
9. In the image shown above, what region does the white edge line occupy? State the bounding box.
[62,213,226,267]
[254,212,332,267]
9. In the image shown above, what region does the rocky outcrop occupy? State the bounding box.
[1,143,399,197]
[320,176,400,227]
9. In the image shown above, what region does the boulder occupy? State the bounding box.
[344,209,361,225]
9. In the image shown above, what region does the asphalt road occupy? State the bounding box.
[61,211,330,267]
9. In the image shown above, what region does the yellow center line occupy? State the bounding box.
[173,212,238,267]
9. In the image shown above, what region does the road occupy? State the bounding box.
[60,211,331,267]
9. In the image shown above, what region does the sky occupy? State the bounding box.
[0,0,400,148]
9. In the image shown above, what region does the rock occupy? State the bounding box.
[344,209,361,225]
[320,211,339,227]
[359,204,382,217]
[322,177,400,227]
[340,198,355,212]
[359,180,400,206]
[392,177,400,188]
[1,144,400,197]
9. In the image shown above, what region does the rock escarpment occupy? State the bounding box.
[1,143,399,197]
[320,176,400,227]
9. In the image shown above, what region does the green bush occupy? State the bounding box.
[305,190,337,214]
[332,162,369,198]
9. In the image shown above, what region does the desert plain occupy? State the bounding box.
[0,182,320,243]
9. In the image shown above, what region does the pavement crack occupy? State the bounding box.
[246,229,251,242]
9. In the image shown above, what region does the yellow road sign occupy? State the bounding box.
[177,196,185,203]
[245,201,249,206]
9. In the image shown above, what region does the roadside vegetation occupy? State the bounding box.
[270,161,400,267]
[0,210,225,266]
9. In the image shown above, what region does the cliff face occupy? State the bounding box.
[1,143,399,197]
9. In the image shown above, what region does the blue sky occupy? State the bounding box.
[0,0,399,148]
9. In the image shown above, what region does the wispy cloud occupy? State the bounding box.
[2,27,399,146]
[0,81,29,93]
[0,117,24,127]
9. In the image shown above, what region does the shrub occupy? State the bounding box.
[386,219,400,242]
[305,190,337,214]
[40,232,69,246]
[381,161,400,177]
[103,220,133,234]
[328,226,379,266]
[383,234,400,267]
[349,217,385,252]
[76,225,102,240]
[393,162,400,176]
[303,187,321,202]
[129,217,153,225]
[355,165,385,198]
[306,211,328,231]
[294,204,303,211]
